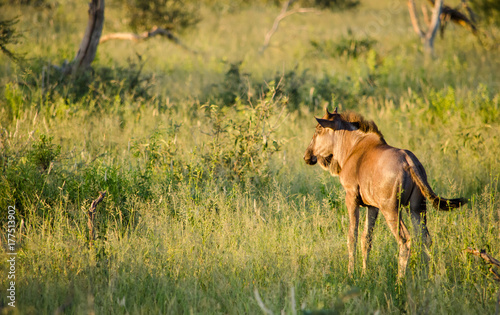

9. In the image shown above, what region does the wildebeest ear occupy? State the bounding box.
[316,118,337,130]
[333,107,338,114]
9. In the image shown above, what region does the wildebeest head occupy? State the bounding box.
[303,106,341,171]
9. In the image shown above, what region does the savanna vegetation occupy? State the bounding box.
[0,0,499,314]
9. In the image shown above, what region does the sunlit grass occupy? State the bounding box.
[0,0,499,314]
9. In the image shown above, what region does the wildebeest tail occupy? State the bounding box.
[404,152,467,211]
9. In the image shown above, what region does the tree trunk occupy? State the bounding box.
[69,0,105,74]
[408,0,442,56]
[424,0,442,55]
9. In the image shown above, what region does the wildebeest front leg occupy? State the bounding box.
[345,193,360,275]
[361,206,379,273]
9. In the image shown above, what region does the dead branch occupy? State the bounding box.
[87,191,106,244]
[409,0,425,38]
[254,288,274,315]
[421,4,431,26]
[465,247,500,281]
[465,248,500,315]
[260,0,318,53]
[100,26,197,54]
[426,0,478,37]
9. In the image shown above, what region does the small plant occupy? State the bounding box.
[27,134,61,171]
[201,86,285,183]
[130,122,181,197]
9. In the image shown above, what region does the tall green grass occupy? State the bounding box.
[0,0,499,314]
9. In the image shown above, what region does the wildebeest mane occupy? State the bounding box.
[340,111,386,144]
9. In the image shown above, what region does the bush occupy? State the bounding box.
[125,0,200,32]
[0,17,24,62]
[310,35,376,59]
[299,0,359,10]
[204,61,251,106]
[203,61,366,112]
[469,0,500,25]
[199,87,285,184]
[13,55,156,117]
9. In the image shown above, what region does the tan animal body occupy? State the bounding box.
[304,108,466,278]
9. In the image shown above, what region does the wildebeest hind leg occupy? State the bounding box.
[409,194,432,248]
[384,210,411,279]
[410,193,432,272]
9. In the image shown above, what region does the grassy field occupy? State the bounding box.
[0,0,499,314]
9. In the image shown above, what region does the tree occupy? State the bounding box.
[408,0,484,56]
[0,17,24,62]
[468,0,500,26]
[99,0,199,52]
[408,0,443,56]
[67,0,105,74]
[61,0,199,73]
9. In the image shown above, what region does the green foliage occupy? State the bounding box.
[125,0,200,32]
[300,0,360,10]
[0,1,499,314]
[2,82,24,120]
[201,88,284,183]
[27,134,61,171]
[469,0,500,25]
[6,0,53,7]
[310,35,377,59]
[205,62,363,112]
[198,0,360,11]
[0,17,24,62]
[204,61,250,106]
[14,55,156,116]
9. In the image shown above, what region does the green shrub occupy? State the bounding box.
[27,134,61,171]
[300,0,359,10]
[16,56,156,114]
[469,0,500,25]
[0,17,25,62]
[125,0,200,32]
[310,35,376,59]
[200,87,285,184]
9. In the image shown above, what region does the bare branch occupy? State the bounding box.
[100,26,197,54]
[421,4,430,27]
[260,0,318,53]
[461,0,477,24]
[427,0,478,36]
[408,0,442,54]
[254,288,273,315]
[87,191,106,244]
[465,248,500,268]
[465,247,500,281]
[408,0,425,38]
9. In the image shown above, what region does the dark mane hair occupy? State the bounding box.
[340,111,386,143]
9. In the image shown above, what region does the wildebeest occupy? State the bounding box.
[304,107,466,278]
